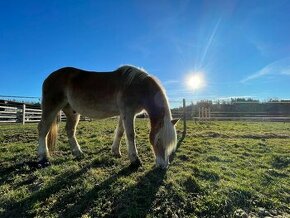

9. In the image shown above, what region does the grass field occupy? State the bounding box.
[0,119,289,217]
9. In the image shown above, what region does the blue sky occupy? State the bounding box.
[0,0,290,102]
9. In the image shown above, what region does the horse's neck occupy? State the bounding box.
[146,99,172,146]
[140,76,171,129]
[145,93,171,130]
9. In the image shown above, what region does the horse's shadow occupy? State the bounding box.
[0,160,163,217]
[59,138,184,217]
[0,156,78,188]
[114,138,185,217]
[55,165,166,217]
[0,159,44,187]
[0,160,93,217]
[1,137,185,217]
[109,167,167,217]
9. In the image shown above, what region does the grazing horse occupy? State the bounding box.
[38,65,178,168]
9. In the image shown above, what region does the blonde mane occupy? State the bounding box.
[118,65,149,87]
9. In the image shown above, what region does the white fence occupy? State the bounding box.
[188,102,290,122]
[0,104,42,124]
[0,103,92,124]
[0,99,187,140]
[1,99,290,124]
[22,104,42,124]
[0,105,18,123]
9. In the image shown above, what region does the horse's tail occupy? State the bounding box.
[47,114,59,153]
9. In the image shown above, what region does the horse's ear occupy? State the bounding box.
[171,118,180,126]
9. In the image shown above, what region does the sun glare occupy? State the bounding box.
[186,73,205,90]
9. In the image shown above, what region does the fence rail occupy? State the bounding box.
[0,105,18,123]
[2,98,290,125]
[187,106,290,122]
[23,106,42,123]
[0,98,186,124]
[0,102,92,124]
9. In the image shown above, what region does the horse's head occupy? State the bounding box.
[150,118,179,168]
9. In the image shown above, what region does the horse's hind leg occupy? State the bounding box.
[62,105,83,158]
[38,102,64,162]
[38,111,57,161]
[111,117,124,158]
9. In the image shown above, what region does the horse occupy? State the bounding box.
[38,65,179,168]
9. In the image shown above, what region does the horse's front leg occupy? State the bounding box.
[122,112,142,167]
[111,117,124,158]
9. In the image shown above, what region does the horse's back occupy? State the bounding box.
[42,67,123,118]
[41,66,161,119]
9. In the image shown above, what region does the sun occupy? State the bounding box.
[186,73,205,90]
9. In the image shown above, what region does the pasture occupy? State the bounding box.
[0,119,289,217]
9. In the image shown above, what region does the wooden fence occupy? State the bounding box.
[0,105,18,123]
[0,103,91,124]
[0,103,41,124]
[22,104,42,124]
[191,107,290,122]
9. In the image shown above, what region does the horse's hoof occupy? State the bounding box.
[112,152,122,158]
[155,164,168,170]
[72,150,84,158]
[129,158,142,169]
[37,158,51,168]
[74,152,85,160]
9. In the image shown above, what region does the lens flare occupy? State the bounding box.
[186,73,205,90]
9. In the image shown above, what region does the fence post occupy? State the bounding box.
[22,104,26,125]
[59,111,62,123]
[208,107,211,120]
[198,107,201,120]
[191,102,194,120]
[181,98,186,140]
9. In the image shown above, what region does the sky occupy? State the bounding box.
[0,0,290,103]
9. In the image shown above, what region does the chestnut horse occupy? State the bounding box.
[38,65,178,168]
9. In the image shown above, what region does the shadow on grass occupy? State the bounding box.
[1,135,186,217]
[0,161,165,217]
[109,167,167,217]
[271,155,290,169]
[0,159,44,187]
[53,164,139,217]
[106,136,186,217]
[53,137,186,217]
[0,159,103,217]
[52,166,166,217]
[169,134,186,163]
[0,155,81,188]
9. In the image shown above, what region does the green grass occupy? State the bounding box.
[0,120,289,217]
